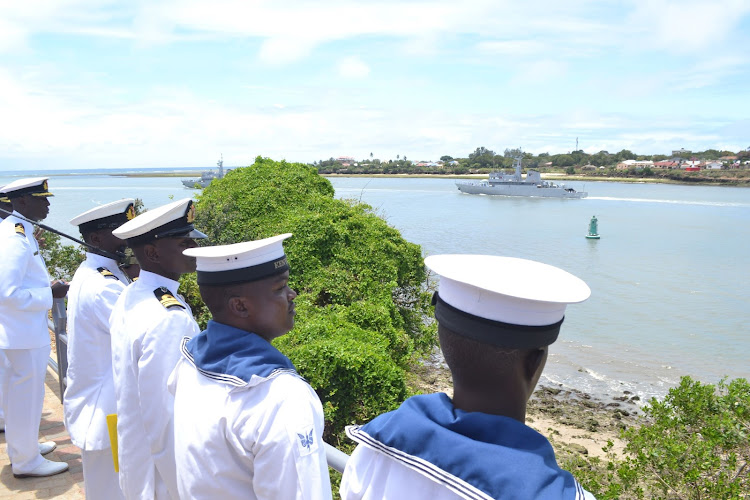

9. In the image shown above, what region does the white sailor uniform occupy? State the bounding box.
[0,213,53,474]
[169,320,332,500]
[341,393,596,500]
[110,270,199,499]
[64,253,129,500]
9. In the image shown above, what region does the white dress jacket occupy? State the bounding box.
[0,214,52,349]
[64,253,129,450]
[110,271,199,500]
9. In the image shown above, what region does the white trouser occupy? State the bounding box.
[82,448,125,500]
[3,345,50,473]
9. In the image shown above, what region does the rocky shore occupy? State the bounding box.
[409,362,644,461]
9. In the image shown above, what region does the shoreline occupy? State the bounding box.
[4,168,747,187]
[410,362,641,460]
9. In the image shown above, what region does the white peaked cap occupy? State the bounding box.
[112,197,205,243]
[184,233,292,285]
[1,177,53,197]
[70,198,135,226]
[425,254,591,328]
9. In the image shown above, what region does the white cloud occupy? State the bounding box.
[337,56,370,79]
[625,0,750,54]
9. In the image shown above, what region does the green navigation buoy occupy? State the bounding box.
[586,215,600,239]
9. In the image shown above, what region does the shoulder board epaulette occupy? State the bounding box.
[154,287,185,309]
[97,267,120,280]
[15,223,25,236]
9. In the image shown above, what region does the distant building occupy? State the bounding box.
[616,159,654,170]
[705,162,723,170]
[672,148,691,155]
[654,160,679,168]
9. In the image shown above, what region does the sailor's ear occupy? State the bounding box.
[227,296,250,318]
[142,242,160,263]
[524,348,547,382]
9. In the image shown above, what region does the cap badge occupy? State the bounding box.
[186,203,196,224]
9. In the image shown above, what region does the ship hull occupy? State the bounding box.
[182,179,211,189]
[457,183,587,198]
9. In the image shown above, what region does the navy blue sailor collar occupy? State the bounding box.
[182,320,299,387]
[347,393,586,500]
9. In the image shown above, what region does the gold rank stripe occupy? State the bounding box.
[15,223,25,236]
[154,287,185,309]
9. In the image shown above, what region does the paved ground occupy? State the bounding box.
[0,367,85,499]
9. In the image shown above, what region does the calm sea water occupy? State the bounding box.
[2,172,748,402]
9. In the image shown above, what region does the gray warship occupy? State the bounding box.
[182,156,225,189]
[456,157,587,199]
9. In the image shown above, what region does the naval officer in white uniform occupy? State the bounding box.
[341,255,596,500]
[169,234,332,500]
[64,199,136,499]
[0,189,13,433]
[0,178,69,478]
[109,198,205,499]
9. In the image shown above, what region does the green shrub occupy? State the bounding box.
[568,377,750,499]
[184,157,437,442]
[619,376,749,499]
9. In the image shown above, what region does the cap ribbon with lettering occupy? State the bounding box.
[184,234,292,286]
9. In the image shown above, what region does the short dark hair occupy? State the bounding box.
[439,324,521,388]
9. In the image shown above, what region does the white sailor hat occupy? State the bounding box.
[70,199,136,233]
[184,233,292,286]
[425,254,591,349]
[1,177,54,198]
[112,198,207,245]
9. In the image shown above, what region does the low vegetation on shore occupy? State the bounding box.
[314,146,750,186]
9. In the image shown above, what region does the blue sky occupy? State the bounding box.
[1,0,749,170]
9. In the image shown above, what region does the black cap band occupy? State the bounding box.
[79,213,132,234]
[197,256,290,286]
[432,292,563,349]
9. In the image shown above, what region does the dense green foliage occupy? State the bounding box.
[566,376,750,499]
[40,231,85,281]
[185,157,437,440]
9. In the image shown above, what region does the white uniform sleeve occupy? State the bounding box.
[137,310,198,499]
[0,231,52,312]
[241,381,332,500]
[90,276,126,333]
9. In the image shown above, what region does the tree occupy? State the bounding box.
[615,149,636,162]
[188,157,437,441]
[468,147,497,169]
[440,155,453,162]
